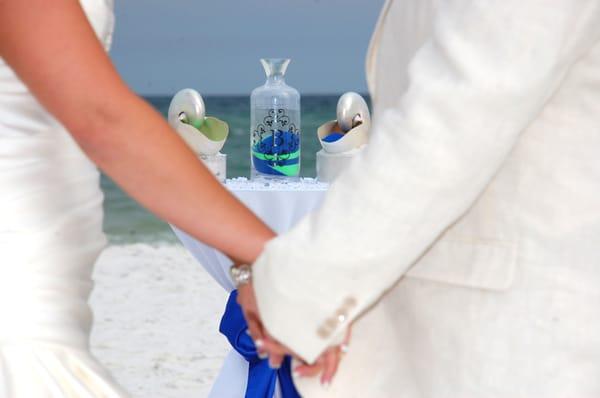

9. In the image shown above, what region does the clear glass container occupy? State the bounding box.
[251,58,301,179]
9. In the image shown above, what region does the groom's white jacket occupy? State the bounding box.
[253,0,600,396]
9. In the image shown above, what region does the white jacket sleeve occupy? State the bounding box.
[252,0,600,363]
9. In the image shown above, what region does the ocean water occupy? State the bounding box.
[102,94,362,243]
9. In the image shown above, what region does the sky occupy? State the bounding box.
[109,0,384,96]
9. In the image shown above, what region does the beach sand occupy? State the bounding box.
[89,244,229,398]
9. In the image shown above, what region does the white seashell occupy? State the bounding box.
[336,92,371,133]
[168,89,229,156]
[317,120,369,154]
[316,92,370,180]
[173,117,228,156]
[168,88,206,127]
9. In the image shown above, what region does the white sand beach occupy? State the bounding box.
[90,244,229,398]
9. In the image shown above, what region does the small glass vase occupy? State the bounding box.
[250,58,301,179]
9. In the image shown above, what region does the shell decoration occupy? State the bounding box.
[168,89,229,156]
[317,92,370,154]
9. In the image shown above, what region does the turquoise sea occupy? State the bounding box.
[102,95,366,244]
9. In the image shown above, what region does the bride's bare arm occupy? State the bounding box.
[0,0,274,263]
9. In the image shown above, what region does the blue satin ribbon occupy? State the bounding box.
[219,290,301,398]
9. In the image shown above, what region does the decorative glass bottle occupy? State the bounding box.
[250,58,301,179]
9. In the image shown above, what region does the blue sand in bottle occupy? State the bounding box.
[322,132,345,143]
[252,130,300,176]
[252,157,299,176]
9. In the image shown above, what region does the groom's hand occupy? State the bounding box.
[293,328,352,386]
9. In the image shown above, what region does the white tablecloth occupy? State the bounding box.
[171,178,328,397]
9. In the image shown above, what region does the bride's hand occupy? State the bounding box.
[237,282,350,385]
[237,281,290,368]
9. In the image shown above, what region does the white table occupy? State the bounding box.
[171,178,328,397]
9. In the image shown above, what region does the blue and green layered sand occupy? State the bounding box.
[252,130,300,176]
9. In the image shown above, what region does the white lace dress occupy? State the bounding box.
[0,1,129,396]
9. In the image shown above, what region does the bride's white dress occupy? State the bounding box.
[0,1,129,396]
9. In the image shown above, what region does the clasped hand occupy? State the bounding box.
[237,282,350,387]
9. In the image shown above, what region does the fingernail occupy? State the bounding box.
[340,344,349,353]
[254,339,264,348]
[269,360,281,370]
[323,381,331,389]
[293,371,301,379]
[245,330,252,336]
[258,352,268,360]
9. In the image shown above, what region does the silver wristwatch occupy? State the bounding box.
[230,264,252,287]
